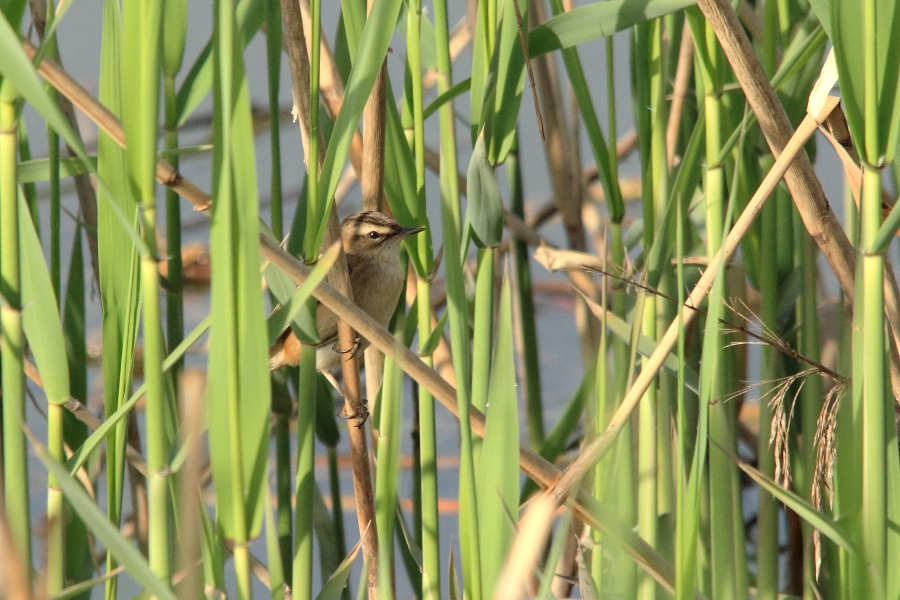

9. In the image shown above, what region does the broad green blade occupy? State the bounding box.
[206,0,271,542]
[483,0,527,164]
[17,156,96,182]
[466,135,504,248]
[478,272,520,597]
[18,191,69,404]
[528,0,697,57]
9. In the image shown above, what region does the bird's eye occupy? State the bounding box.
[368,231,380,240]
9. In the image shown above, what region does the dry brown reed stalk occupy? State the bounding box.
[527,0,600,369]
[550,524,579,599]
[278,1,380,594]
[173,368,206,598]
[360,0,391,437]
[0,514,33,600]
[532,247,608,302]
[695,0,900,399]
[28,41,695,595]
[361,0,387,217]
[666,27,694,168]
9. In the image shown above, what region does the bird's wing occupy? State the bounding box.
[314,305,339,349]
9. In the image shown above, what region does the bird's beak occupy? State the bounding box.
[399,226,425,238]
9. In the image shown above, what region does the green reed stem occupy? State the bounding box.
[408,0,440,596]
[293,1,321,593]
[755,154,779,600]
[692,14,747,598]
[122,0,169,587]
[799,232,823,599]
[326,445,348,584]
[162,0,187,382]
[163,72,184,376]
[433,0,479,595]
[508,133,544,447]
[264,0,283,239]
[755,10,780,596]
[47,401,65,594]
[375,344,404,597]
[859,163,887,596]
[302,0,321,260]
[632,18,668,598]
[272,373,293,585]
[263,0,288,577]
[293,334,318,599]
[604,32,636,595]
[42,9,65,590]
[1,86,32,587]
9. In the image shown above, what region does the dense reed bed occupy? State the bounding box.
[1,0,900,598]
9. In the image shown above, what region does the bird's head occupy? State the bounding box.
[341,211,424,257]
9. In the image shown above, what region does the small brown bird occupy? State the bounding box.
[268,211,424,372]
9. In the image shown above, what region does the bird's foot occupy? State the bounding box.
[323,370,368,427]
[332,335,362,361]
[337,397,369,428]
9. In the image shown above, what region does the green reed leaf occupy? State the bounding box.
[528,0,696,57]
[19,192,69,404]
[466,135,503,248]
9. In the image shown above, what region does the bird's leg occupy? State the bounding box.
[331,335,362,361]
[323,371,369,428]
